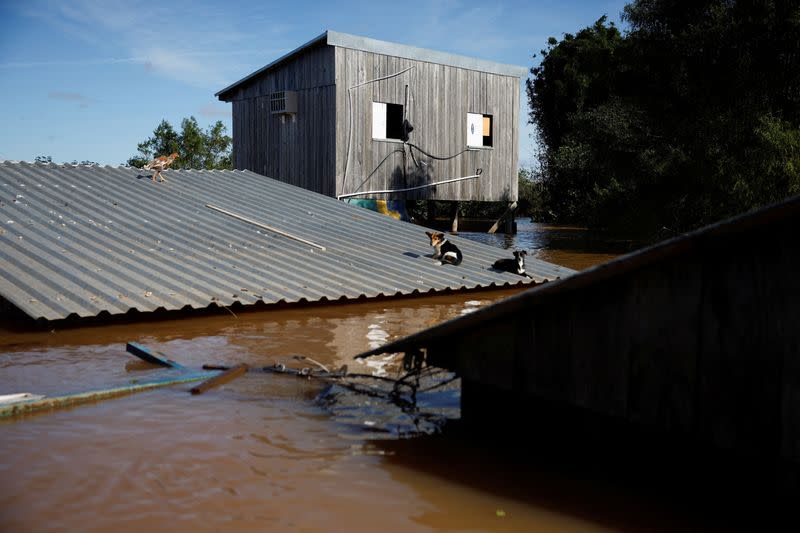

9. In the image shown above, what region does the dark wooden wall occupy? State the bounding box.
[423,200,800,467]
[225,44,337,196]
[334,47,520,202]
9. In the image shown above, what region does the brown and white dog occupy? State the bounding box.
[426,231,462,265]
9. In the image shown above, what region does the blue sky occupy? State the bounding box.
[0,0,628,167]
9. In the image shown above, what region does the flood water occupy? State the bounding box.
[0,222,765,531]
[459,218,632,271]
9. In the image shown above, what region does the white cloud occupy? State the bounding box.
[13,0,285,89]
[136,47,226,88]
[199,103,231,119]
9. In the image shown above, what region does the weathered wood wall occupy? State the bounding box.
[334,47,520,202]
[422,199,800,467]
[222,42,522,201]
[225,44,337,196]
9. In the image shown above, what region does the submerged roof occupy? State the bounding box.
[0,161,574,321]
[216,30,529,99]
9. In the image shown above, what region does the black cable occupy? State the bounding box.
[407,142,475,161]
[348,148,404,195]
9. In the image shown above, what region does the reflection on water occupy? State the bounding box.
[1,224,760,531]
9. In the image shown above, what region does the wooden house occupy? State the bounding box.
[216,31,528,204]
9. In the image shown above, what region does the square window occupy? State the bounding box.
[372,102,405,140]
[467,113,493,147]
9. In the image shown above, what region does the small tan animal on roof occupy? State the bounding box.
[143,152,178,182]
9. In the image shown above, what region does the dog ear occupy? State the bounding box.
[425,231,433,238]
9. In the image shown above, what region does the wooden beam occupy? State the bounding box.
[488,201,518,234]
[126,342,188,370]
[190,364,249,395]
[0,372,216,419]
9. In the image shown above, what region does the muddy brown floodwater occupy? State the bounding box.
[0,224,755,532]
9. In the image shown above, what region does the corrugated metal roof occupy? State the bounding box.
[0,161,574,321]
[216,30,529,99]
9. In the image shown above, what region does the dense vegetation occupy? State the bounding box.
[528,0,800,238]
[126,117,232,170]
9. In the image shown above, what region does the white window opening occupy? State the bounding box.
[372,102,405,140]
[467,113,493,148]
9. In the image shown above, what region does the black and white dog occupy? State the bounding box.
[493,250,531,278]
[426,231,463,265]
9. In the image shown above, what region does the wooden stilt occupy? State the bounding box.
[427,200,437,226]
[450,201,460,233]
[505,202,517,234]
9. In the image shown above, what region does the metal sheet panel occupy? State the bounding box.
[0,161,575,321]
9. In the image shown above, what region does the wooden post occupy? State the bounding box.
[505,202,517,235]
[428,200,437,227]
[450,202,460,233]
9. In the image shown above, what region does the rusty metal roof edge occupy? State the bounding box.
[354,193,800,359]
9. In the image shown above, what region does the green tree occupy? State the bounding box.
[528,1,800,238]
[517,167,549,220]
[127,116,232,170]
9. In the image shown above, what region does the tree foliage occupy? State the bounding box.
[35,155,98,165]
[528,0,800,237]
[127,116,232,170]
